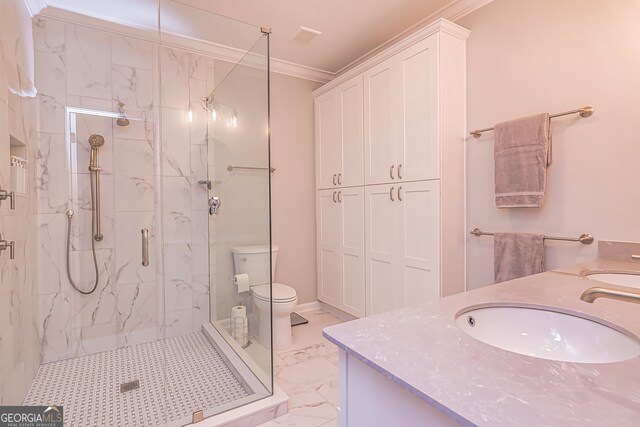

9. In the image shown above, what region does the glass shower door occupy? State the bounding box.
[206,34,273,391]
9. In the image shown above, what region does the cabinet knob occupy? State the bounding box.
[398,164,403,179]
[390,165,395,180]
[390,186,395,202]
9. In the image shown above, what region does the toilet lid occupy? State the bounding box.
[253,283,297,302]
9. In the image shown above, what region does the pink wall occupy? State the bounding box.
[459,0,640,289]
[271,73,322,304]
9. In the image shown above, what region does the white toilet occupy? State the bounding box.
[232,244,298,350]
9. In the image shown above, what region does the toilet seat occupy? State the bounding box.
[252,282,297,303]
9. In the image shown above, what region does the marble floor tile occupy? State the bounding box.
[258,309,343,427]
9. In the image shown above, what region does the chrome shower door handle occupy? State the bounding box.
[141,229,149,267]
[209,196,221,215]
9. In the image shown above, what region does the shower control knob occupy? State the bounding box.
[0,233,15,260]
[0,186,15,210]
[209,196,221,215]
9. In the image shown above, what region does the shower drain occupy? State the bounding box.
[120,380,140,393]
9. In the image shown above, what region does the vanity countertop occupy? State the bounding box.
[323,263,640,426]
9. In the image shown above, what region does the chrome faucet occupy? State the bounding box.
[580,287,640,304]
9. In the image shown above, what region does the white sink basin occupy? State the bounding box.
[585,272,640,289]
[455,305,640,363]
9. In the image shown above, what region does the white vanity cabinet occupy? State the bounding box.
[314,19,469,318]
[315,75,364,190]
[316,187,366,317]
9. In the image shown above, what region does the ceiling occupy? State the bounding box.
[42,0,465,76]
[173,0,454,74]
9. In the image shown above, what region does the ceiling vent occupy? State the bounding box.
[289,26,321,44]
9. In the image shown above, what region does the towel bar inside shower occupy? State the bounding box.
[469,106,594,138]
[470,228,594,245]
[227,165,275,173]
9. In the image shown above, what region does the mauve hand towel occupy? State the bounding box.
[494,113,551,208]
[494,233,545,283]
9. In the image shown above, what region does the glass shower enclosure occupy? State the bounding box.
[11,1,275,425]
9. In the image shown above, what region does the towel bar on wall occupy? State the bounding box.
[469,106,594,139]
[470,228,594,245]
[227,165,275,173]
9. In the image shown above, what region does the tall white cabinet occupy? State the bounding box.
[314,19,469,317]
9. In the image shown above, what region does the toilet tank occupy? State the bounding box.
[232,244,279,286]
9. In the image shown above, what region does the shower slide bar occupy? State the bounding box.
[470,228,594,245]
[469,106,594,139]
[227,165,275,173]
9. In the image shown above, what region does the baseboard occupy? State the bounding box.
[294,301,322,313]
[318,302,358,322]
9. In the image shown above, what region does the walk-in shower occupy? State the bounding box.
[13,1,275,425]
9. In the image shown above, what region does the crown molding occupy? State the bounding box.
[333,0,491,77]
[23,0,47,17]
[38,6,334,83]
[312,18,471,97]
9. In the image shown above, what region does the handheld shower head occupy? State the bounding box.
[89,134,105,148]
[88,134,104,170]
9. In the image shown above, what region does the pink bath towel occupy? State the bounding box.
[494,233,545,283]
[494,113,551,208]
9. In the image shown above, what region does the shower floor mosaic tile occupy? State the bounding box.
[24,331,250,426]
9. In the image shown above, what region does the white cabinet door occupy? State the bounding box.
[315,92,341,189]
[364,58,397,185]
[316,75,364,190]
[339,76,364,187]
[365,183,399,315]
[317,189,342,306]
[317,187,366,316]
[397,180,440,307]
[339,187,365,317]
[396,37,439,181]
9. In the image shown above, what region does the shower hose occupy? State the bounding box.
[66,170,100,295]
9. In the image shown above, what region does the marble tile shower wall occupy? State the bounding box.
[0,83,40,402]
[33,17,213,363]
